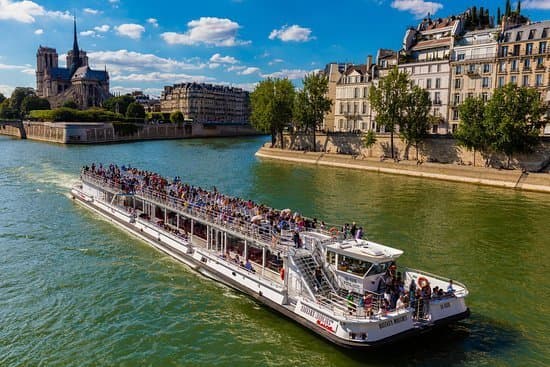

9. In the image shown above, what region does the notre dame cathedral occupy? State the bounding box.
[36,19,110,109]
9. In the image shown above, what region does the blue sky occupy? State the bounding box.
[0,0,548,97]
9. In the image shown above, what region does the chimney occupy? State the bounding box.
[367,55,373,67]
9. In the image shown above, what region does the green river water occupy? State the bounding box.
[0,135,548,366]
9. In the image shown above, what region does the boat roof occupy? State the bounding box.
[326,239,403,263]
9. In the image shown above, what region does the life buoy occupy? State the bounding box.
[418,276,429,288]
[280,267,285,280]
[329,227,339,237]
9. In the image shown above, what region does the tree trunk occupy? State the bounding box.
[390,130,394,159]
[312,125,316,152]
[415,142,419,161]
[271,131,276,147]
[280,130,284,150]
[473,149,476,167]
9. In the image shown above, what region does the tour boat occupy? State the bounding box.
[70,164,470,348]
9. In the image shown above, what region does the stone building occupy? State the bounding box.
[334,60,376,132]
[449,27,500,131]
[160,83,249,123]
[36,19,110,109]
[321,62,350,131]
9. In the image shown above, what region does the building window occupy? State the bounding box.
[432,124,438,134]
[435,78,441,89]
[436,64,441,72]
[454,78,462,89]
[499,62,506,73]
[513,44,520,56]
[457,53,465,61]
[528,29,536,40]
[483,64,490,73]
[526,43,533,56]
[467,92,474,99]
[362,102,367,114]
[501,46,508,57]
[504,33,511,42]
[453,109,459,120]
[482,77,490,88]
[523,75,529,87]
[498,76,505,87]
[339,119,344,130]
[455,65,462,75]
[511,60,518,72]
[453,93,460,106]
[434,92,441,105]
[540,41,547,54]
[363,87,368,98]
[543,28,549,38]
[524,58,531,70]
[537,57,544,69]
[535,74,543,86]
[354,88,359,98]
[511,75,517,85]
[516,31,523,41]
[354,102,358,114]
[481,92,488,102]
[426,79,432,89]
[451,124,458,133]
[339,103,344,114]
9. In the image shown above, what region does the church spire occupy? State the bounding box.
[70,15,82,76]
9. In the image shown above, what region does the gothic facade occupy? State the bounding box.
[36,19,110,109]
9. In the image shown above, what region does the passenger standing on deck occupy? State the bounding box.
[355,226,363,240]
[350,222,357,238]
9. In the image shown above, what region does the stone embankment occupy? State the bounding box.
[255,147,550,194]
[0,121,260,144]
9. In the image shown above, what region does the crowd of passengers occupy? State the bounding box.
[83,163,331,240]
[347,264,456,320]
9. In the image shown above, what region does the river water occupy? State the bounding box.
[0,135,548,366]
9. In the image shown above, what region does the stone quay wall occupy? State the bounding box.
[279,132,550,172]
[0,121,261,144]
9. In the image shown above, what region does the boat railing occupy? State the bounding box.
[403,267,469,297]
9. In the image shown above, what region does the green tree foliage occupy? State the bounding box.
[170,111,185,125]
[29,107,124,122]
[0,93,5,104]
[400,85,432,160]
[20,95,50,115]
[250,78,295,148]
[63,100,78,109]
[505,0,511,16]
[126,102,145,119]
[361,130,377,157]
[455,96,488,166]
[0,99,16,119]
[484,84,543,167]
[293,72,331,152]
[9,87,35,117]
[103,95,135,115]
[369,67,410,158]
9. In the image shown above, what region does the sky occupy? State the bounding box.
[0,0,549,97]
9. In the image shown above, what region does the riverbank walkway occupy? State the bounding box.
[255,147,550,194]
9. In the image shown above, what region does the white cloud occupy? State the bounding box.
[0,62,26,70]
[261,69,310,80]
[80,30,95,37]
[109,0,119,3]
[209,63,220,69]
[391,0,443,18]
[111,85,164,97]
[239,66,260,75]
[21,68,35,75]
[87,49,206,73]
[209,53,238,64]
[0,84,16,96]
[161,17,250,46]
[268,58,284,65]
[94,24,110,32]
[111,72,214,83]
[523,0,550,9]
[34,28,43,35]
[147,18,158,27]
[115,23,145,39]
[269,25,314,42]
[0,0,71,23]
[226,65,246,72]
[83,8,100,15]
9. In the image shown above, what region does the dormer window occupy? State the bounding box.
[516,31,523,41]
[528,29,536,40]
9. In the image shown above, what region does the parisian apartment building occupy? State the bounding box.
[160,83,250,124]
[324,8,550,135]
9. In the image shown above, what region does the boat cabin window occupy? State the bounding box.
[337,255,372,277]
[326,250,336,265]
[367,261,393,276]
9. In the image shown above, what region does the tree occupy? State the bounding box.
[63,100,78,109]
[20,95,50,115]
[517,0,521,14]
[369,67,410,159]
[484,84,544,168]
[9,87,35,117]
[497,7,501,24]
[361,129,377,157]
[293,72,331,152]
[250,78,295,148]
[103,95,135,115]
[170,111,185,125]
[505,0,511,17]
[399,85,431,161]
[455,96,488,166]
[126,102,145,119]
[0,93,5,104]
[0,99,15,119]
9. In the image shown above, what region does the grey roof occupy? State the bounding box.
[71,66,109,81]
[503,21,550,43]
[48,67,71,81]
